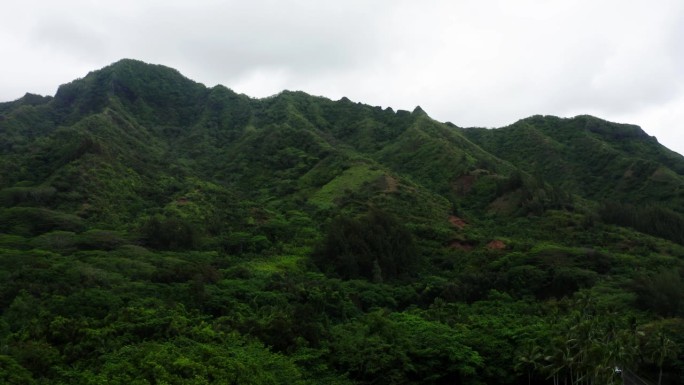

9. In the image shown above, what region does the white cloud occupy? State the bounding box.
[1,0,683,154]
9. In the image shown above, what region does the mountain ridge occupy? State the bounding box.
[3,59,684,239]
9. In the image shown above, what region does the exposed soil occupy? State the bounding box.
[486,240,506,250]
[384,175,399,192]
[448,215,467,229]
[176,197,190,205]
[448,240,474,251]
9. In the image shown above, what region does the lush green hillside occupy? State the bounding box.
[463,115,684,207]
[1,59,683,385]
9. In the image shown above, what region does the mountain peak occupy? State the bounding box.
[53,58,206,124]
[515,114,653,142]
[574,114,651,141]
[412,105,427,116]
[103,58,190,81]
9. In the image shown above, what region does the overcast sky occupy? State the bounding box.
[2,0,684,155]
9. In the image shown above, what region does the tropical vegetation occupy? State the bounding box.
[0,59,683,384]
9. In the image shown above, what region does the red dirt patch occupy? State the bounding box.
[486,240,506,250]
[176,197,190,205]
[448,215,467,229]
[449,241,474,251]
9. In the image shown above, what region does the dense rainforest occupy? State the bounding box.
[1,59,683,384]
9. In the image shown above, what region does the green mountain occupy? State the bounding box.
[464,115,684,209]
[1,59,683,385]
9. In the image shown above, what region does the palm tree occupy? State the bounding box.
[544,336,571,385]
[647,330,678,385]
[515,343,542,385]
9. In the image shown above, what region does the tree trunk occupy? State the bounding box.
[658,366,663,385]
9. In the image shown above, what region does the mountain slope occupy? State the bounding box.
[1,59,684,385]
[463,115,684,210]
